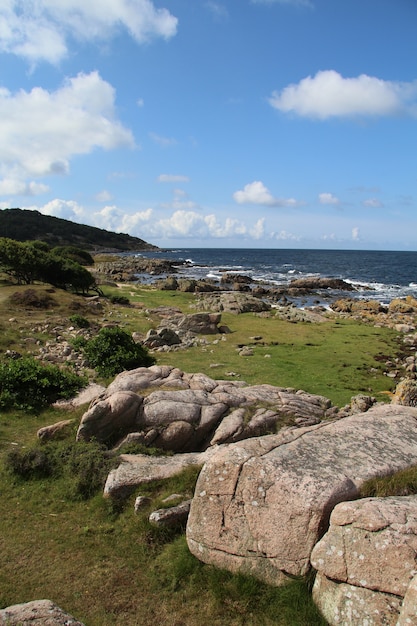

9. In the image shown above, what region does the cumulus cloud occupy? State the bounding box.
[0,71,134,183]
[352,227,360,241]
[0,0,178,64]
[233,181,300,207]
[268,70,417,119]
[319,192,340,206]
[138,209,262,240]
[0,178,49,196]
[93,205,153,233]
[363,198,384,208]
[157,174,190,183]
[28,199,85,221]
[250,218,266,240]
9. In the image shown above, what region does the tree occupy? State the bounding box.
[0,237,99,294]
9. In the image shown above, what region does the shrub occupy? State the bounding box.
[0,356,87,412]
[109,295,130,306]
[6,447,54,479]
[82,326,155,377]
[69,314,90,328]
[5,439,113,500]
[9,288,56,309]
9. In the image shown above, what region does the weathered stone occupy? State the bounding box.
[195,292,270,314]
[0,599,85,626]
[398,573,417,625]
[290,277,355,291]
[210,408,246,445]
[134,495,151,512]
[176,313,222,335]
[37,419,75,441]
[349,394,377,413]
[312,573,402,626]
[186,405,417,585]
[76,390,142,443]
[154,420,195,451]
[104,448,219,500]
[149,500,192,528]
[311,496,417,596]
[392,378,417,407]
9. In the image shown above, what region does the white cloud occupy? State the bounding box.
[139,209,261,240]
[0,178,49,196]
[0,71,134,182]
[319,192,340,206]
[233,181,300,207]
[352,227,360,241]
[0,0,178,65]
[157,174,190,183]
[205,2,229,19]
[363,198,383,208]
[250,218,266,240]
[28,199,85,221]
[93,206,153,233]
[149,132,177,147]
[269,70,417,119]
[95,190,113,202]
[272,229,301,241]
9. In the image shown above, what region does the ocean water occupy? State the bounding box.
[133,248,417,305]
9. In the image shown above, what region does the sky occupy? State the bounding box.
[0,0,416,251]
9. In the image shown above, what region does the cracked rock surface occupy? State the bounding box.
[186,404,417,586]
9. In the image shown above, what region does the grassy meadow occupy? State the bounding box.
[0,280,409,625]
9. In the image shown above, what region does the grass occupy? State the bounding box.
[0,279,413,624]
[0,425,327,625]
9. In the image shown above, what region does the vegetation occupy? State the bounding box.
[0,264,414,624]
[0,207,158,251]
[0,237,98,293]
[0,356,86,412]
[80,326,156,377]
[360,465,417,498]
[0,423,327,625]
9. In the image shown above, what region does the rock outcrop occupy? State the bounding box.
[311,496,417,625]
[186,404,417,586]
[104,449,218,499]
[76,365,336,450]
[0,599,84,625]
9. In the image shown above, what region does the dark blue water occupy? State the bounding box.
[133,248,417,304]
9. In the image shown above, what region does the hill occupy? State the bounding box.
[0,208,159,252]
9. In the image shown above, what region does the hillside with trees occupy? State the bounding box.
[0,208,158,252]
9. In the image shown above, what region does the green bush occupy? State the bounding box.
[109,295,130,306]
[6,446,54,479]
[5,439,113,500]
[82,326,155,377]
[69,314,90,328]
[0,356,87,412]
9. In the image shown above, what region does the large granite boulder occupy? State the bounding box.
[76,365,336,452]
[76,390,142,443]
[311,496,417,625]
[186,404,417,586]
[0,600,84,625]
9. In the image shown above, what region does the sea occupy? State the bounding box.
[131,248,417,307]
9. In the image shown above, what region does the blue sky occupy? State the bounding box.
[0,0,416,250]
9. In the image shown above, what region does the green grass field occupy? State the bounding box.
[0,281,411,625]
